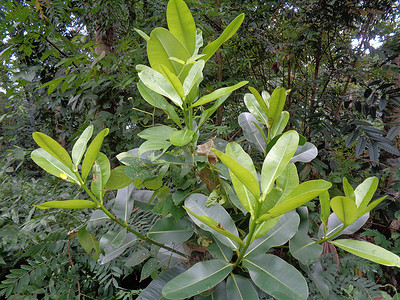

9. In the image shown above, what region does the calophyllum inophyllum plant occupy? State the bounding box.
[30,0,400,299]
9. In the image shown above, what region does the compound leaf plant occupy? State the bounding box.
[28,0,400,299]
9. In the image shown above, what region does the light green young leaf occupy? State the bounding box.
[361,195,387,216]
[244,254,308,300]
[261,130,299,196]
[72,125,94,171]
[193,81,248,107]
[167,0,196,55]
[343,177,355,201]
[226,142,258,215]
[212,148,260,200]
[201,13,245,62]
[78,226,101,259]
[138,125,175,141]
[248,86,268,112]
[260,180,332,220]
[355,176,378,213]
[81,128,109,182]
[90,152,110,200]
[319,191,330,224]
[137,64,183,108]
[32,132,73,169]
[147,27,190,75]
[104,166,133,190]
[330,196,358,226]
[159,64,185,98]
[31,148,79,184]
[276,163,299,197]
[169,129,195,146]
[34,200,97,210]
[330,239,400,267]
[244,93,269,125]
[198,94,230,128]
[270,111,290,139]
[134,28,150,41]
[138,140,172,157]
[162,260,232,299]
[267,87,287,125]
[183,60,204,97]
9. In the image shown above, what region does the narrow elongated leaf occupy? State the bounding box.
[32,132,73,169]
[137,266,186,300]
[361,195,387,215]
[167,0,196,55]
[137,65,183,108]
[91,152,110,200]
[248,86,268,111]
[343,177,355,200]
[267,87,287,125]
[169,129,195,146]
[148,218,194,244]
[137,80,182,128]
[301,262,330,299]
[184,193,241,249]
[31,148,79,184]
[225,143,258,215]
[71,125,93,171]
[244,93,269,125]
[198,94,230,128]
[289,142,318,163]
[226,274,258,300]
[261,131,299,196]
[34,200,96,210]
[78,226,101,259]
[183,60,204,97]
[238,112,266,153]
[319,191,330,224]
[212,149,260,200]
[134,28,150,41]
[260,180,331,220]
[355,177,378,213]
[331,239,400,267]
[147,27,190,75]
[245,211,299,258]
[289,231,323,265]
[81,128,109,182]
[201,13,245,62]
[270,111,290,139]
[193,81,248,107]
[244,254,308,300]
[162,259,233,299]
[330,196,358,226]
[253,217,281,239]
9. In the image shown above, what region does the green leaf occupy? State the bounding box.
[205,233,233,262]
[141,257,162,281]
[330,196,358,226]
[138,125,176,141]
[201,13,245,62]
[267,87,287,125]
[147,217,194,244]
[212,148,260,200]
[193,81,248,107]
[162,259,233,299]
[238,113,266,154]
[248,86,268,112]
[270,111,290,139]
[40,77,64,94]
[260,130,299,196]
[289,142,318,163]
[289,231,323,265]
[319,191,330,224]
[137,64,183,108]
[330,239,400,267]
[100,232,137,264]
[183,60,204,97]
[90,152,110,200]
[184,193,242,249]
[198,94,230,128]
[138,140,172,157]
[361,195,387,215]
[72,125,94,171]
[104,166,133,190]
[113,185,134,224]
[226,274,259,300]
[225,142,258,215]
[81,128,109,182]
[343,177,355,200]
[169,129,195,146]
[244,93,269,125]
[137,80,182,128]
[32,132,73,169]
[159,64,185,98]
[147,27,190,75]
[78,226,101,259]
[134,28,150,41]
[245,211,299,258]
[34,200,97,210]
[276,163,299,197]
[31,148,79,184]
[244,254,308,300]
[355,177,378,213]
[167,0,196,55]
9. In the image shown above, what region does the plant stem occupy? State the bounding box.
[317,227,345,244]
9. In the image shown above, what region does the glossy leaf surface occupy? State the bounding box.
[226,274,258,300]
[148,217,194,244]
[238,112,266,153]
[71,125,93,171]
[289,231,322,265]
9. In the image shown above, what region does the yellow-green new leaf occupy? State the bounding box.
[212,148,260,200]
[331,239,400,267]
[72,125,93,171]
[32,132,73,169]
[330,196,358,226]
[319,191,330,224]
[167,0,196,55]
[361,195,387,216]
[34,200,97,210]
[355,177,378,213]
[248,86,268,112]
[343,177,355,201]
[193,81,248,107]
[158,64,185,98]
[267,87,287,125]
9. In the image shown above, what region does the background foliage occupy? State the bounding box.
[1,0,399,298]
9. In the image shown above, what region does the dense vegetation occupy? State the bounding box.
[1,0,400,299]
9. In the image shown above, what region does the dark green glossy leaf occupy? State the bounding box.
[148,217,194,244]
[289,231,322,265]
[226,274,258,300]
